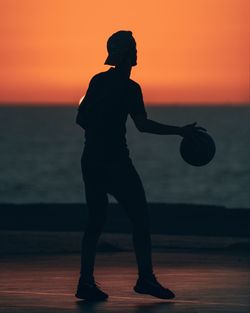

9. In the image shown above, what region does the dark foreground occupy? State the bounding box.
[1,203,250,236]
[0,251,249,313]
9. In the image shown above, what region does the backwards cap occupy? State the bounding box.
[104,30,136,66]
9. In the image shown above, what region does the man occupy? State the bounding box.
[75,30,204,301]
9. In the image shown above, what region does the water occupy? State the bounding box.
[0,105,249,208]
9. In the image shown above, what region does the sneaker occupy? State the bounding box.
[75,278,108,301]
[134,274,175,299]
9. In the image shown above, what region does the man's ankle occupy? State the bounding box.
[79,274,95,284]
[138,272,155,281]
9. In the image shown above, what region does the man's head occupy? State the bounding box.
[104,30,137,66]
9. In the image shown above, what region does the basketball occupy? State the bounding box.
[180,131,216,166]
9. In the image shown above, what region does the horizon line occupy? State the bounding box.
[0,101,249,107]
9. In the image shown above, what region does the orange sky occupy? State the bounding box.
[0,0,249,104]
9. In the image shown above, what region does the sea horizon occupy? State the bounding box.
[0,102,249,107]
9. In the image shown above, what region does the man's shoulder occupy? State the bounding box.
[89,71,108,84]
[128,79,142,94]
[88,70,142,93]
[128,78,140,87]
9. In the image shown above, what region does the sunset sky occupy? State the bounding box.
[0,0,249,105]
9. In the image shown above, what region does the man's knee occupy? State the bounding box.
[86,202,107,229]
[129,209,150,231]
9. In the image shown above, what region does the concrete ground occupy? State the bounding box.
[0,251,250,313]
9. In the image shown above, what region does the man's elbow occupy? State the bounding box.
[76,114,87,130]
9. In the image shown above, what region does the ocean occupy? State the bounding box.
[0,105,249,208]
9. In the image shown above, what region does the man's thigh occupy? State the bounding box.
[107,162,149,223]
[82,162,109,215]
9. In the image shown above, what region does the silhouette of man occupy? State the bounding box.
[75,30,203,301]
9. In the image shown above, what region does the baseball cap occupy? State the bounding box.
[104,30,136,66]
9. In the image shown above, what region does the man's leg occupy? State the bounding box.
[109,162,175,299]
[80,176,109,282]
[76,162,109,301]
[109,163,153,278]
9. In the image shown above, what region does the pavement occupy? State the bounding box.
[0,250,250,313]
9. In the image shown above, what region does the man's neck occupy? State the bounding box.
[115,60,132,79]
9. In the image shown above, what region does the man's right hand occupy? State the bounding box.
[179,122,207,137]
